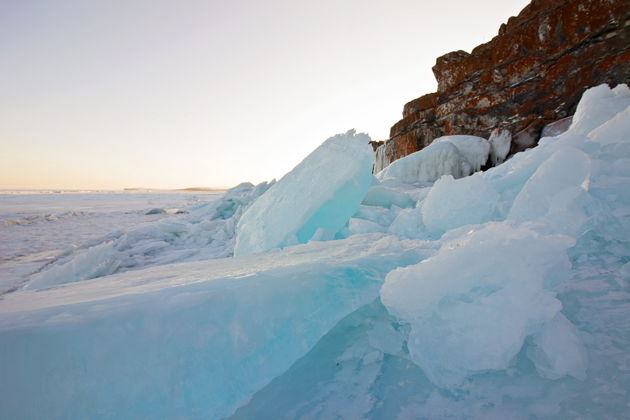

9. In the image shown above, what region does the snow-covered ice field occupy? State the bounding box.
[0,191,223,294]
[1,85,629,419]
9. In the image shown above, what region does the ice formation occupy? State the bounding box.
[0,192,222,294]
[361,184,415,209]
[1,84,629,420]
[25,181,273,290]
[570,83,630,135]
[234,130,374,255]
[421,173,499,235]
[434,135,490,175]
[489,128,512,165]
[507,146,591,235]
[376,135,490,184]
[527,312,588,381]
[376,141,463,183]
[0,235,424,420]
[381,223,576,388]
[373,143,388,174]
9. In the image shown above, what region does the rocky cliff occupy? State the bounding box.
[375,0,630,172]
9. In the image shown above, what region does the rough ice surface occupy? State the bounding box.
[234,130,374,255]
[24,182,272,290]
[1,84,630,419]
[0,191,222,294]
[381,223,574,388]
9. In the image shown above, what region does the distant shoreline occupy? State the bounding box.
[125,187,228,192]
[0,187,228,195]
[174,187,227,192]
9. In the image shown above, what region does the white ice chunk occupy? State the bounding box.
[569,84,630,135]
[587,104,630,146]
[435,135,490,175]
[380,223,574,389]
[421,173,499,234]
[376,141,462,184]
[508,147,591,232]
[527,313,588,380]
[234,130,374,255]
[387,207,426,239]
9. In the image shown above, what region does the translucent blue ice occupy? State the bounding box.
[0,235,425,420]
[381,223,575,388]
[234,130,374,255]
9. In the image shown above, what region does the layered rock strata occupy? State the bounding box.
[375,0,630,173]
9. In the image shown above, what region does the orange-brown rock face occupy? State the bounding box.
[378,0,630,170]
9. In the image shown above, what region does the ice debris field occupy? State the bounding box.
[1,84,630,419]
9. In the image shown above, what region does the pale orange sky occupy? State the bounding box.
[0,0,530,190]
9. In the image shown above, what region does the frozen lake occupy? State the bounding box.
[0,190,224,294]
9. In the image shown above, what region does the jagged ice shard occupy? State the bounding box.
[234,129,374,255]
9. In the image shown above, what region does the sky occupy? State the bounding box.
[0,0,530,190]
